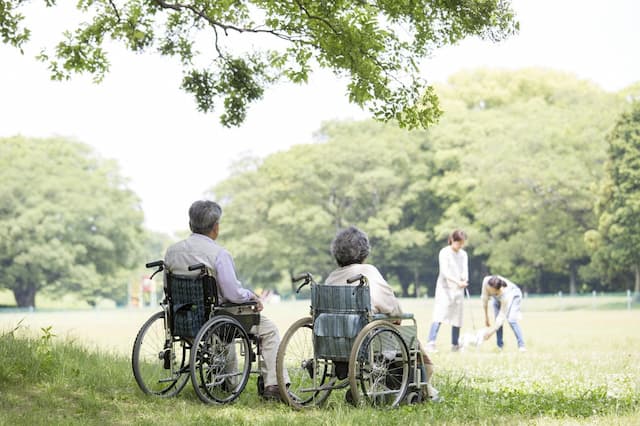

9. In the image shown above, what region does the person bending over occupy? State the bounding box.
[481,275,526,352]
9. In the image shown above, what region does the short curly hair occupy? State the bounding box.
[330,226,371,267]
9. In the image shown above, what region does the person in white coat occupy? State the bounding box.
[481,275,526,351]
[426,229,469,352]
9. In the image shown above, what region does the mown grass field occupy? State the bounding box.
[1,295,639,425]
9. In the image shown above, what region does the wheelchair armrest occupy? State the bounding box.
[219,301,258,308]
[372,312,414,321]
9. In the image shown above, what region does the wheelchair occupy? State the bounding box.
[275,273,428,409]
[131,260,263,404]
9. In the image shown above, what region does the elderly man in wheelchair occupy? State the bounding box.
[275,226,440,408]
[132,200,288,403]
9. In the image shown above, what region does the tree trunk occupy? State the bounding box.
[634,263,640,302]
[413,267,419,298]
[400,279,409,297]
[14,285,36,308]
[569,263,577,295]
[289,270,297,297]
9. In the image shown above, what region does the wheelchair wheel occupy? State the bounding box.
[276,317,332,408]
[348,321,410,408]
[131,311,190,397]
[405,391,423,405]
[190,316,251,404]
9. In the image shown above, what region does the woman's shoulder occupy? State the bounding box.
[361,264,391,288]
[364,264,386,278]
[342,263,383,279]
[360,263,381,271]
[439,246,451,255]
[339,263,385,281]
[326,264,378,283]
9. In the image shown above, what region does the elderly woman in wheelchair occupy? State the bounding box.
[275,226,439,408]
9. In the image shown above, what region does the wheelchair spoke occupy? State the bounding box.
[190,317,251,404]
[276,317,333,408]
[349,323,410,407]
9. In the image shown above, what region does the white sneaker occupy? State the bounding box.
[426,384,443,403]
[425,341,438,353]
[518,346,527,352]
[430,394,444,403]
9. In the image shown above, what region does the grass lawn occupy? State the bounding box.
[0,295,638,425]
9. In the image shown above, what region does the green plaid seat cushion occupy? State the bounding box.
[312,284,371,361]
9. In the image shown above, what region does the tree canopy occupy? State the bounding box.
[208,69,633,297]
[1,0,517,129]
[431,68,625,293]
[213,120,440,296]
[0,136,145,307]
[586,101,640,296]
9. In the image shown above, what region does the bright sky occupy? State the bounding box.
[1,0,638,235]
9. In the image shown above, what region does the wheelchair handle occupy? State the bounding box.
[146,260,164,280]
[188,263,208,276]
[146,260,164,269]
[292,272,314,293]
[347,274,368,295]
[346,274,364,284]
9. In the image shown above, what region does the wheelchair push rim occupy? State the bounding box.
[189,315,252,404]
[348,320,410,408]
[276,316,333,409]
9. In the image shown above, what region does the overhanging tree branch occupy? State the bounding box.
[2,0,519,130]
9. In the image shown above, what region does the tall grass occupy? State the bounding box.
[1,306,639,425]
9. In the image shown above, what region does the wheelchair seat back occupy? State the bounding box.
[166,272,216,338]
[311,284,371,361]
[166,270,260,338]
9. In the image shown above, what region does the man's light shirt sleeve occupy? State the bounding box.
[215,250,253,303]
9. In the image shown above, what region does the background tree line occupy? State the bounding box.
[0,137,144,307]
[1,68,639,307]
[211,69,640,298]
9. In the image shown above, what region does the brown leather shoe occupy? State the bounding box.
[262,385,282,401]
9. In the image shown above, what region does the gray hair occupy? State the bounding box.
[331,226,371,267]
[189,200,222,234]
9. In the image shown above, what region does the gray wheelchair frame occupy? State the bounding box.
[131,260,263,404]
[275,273,428,408]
